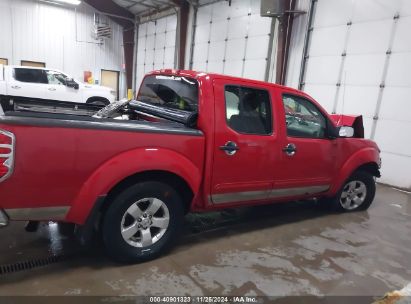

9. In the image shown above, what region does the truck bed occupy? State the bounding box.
[0,107,205,213]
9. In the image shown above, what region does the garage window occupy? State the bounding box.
[283,94,327,139]
[225,85,272,135]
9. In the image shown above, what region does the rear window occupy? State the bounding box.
[14,68,48,84]
[137,75,199,113]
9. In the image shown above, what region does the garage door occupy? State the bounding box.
[136,14,177,88]
[191,0,273,81]
[300,0,411,189]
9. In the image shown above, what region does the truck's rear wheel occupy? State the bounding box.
[327,171,376,212]
[102,181,184,263]
[89,100,108,107]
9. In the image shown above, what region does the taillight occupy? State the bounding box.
[0,129,15,183]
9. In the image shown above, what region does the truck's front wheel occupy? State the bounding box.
[327,171,376,212]
[102,181,184,263]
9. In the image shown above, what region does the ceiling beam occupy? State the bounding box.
[126,0,159,10]
[84,0,134,27]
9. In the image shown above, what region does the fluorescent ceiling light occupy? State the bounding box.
[50,0,81,5]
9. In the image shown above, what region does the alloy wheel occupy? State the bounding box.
[340,180,367,210]
[120,197,170,248]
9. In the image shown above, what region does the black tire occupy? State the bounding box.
[57,222,76,237]
[89,100,108,107]
[102,181,184,263]
[326,171,376,212]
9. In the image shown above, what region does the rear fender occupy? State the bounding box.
[329,147,380,196]
[65,148,201,224]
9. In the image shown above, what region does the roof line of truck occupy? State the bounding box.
[147,69,306,97]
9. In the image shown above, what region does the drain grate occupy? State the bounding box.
[0,254,69,275]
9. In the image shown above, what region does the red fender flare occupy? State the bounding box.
[65,148,201,224]
[329,147,380,195]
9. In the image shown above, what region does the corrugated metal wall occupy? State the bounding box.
[0,0,126,98]
[287,0,411,190]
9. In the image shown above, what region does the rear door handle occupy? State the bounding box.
[48,88,56,91]
[219,141,239,156]
[11,85,21,89]
[282,143,297,156]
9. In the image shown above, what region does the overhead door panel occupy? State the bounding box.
[136,14,177,88]
[299,0,411,188]
[191,0,272,81]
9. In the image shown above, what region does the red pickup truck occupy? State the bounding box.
[0,70,381,262]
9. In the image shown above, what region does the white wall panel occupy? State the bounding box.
[344,54,386,86]
[351,0,402,23]
[0,0,125,98]
[378,152,411,189]
[135,14,177,89]
[313,0,353,28]
[335,86,379,118]
[374,120,411,157]
[304,56,341,85]
[309,26,346,56]
[392,16,411,52]
[303,84,335,112]
[347,20,391,54]
[191,0,272,81]
[385,53,411,87]
[287,0,411,189]
[379,88,411,122]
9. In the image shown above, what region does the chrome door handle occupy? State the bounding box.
[219,141,239,156]
[11,85,21,89]
[282,143,297,156]
[48,88,56,91]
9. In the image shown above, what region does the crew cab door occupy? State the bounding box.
[8,68,47,99]
[210,79,280,205]
[44,70,81,103]
[273,91,337,196]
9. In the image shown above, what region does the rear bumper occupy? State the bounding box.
[0,209,9,227]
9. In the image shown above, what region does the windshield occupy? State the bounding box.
[137,75,199,113]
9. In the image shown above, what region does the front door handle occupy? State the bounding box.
[11,85,21,89]
[48,88,56,91]
[282,143,297,156]
[219,141,239,156]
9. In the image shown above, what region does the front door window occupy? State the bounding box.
[282,94,327,139]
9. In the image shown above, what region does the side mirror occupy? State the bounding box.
[66,78,79,90]
[338,126,354,138]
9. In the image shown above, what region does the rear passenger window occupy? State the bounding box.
[225,85,272,135]
[14,68,48,84]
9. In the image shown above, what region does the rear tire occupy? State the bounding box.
[57,222,76,237]
[88,100,108,107]
[326,171,376,212]
[102,181,184,263]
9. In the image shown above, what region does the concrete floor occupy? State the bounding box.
[0,185,410,301]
